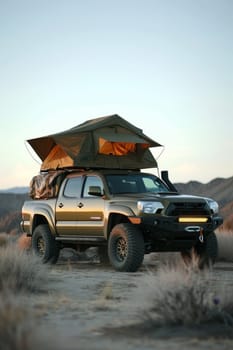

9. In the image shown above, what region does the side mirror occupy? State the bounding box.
[88,186,103,197]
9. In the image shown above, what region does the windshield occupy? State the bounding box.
[105,173,170,194]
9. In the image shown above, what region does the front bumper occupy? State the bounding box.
[140,215,223,240]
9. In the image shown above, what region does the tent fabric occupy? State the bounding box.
[42,144,74,170]
[27,114,162,170]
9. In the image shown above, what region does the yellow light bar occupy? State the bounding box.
[179,217,208,223]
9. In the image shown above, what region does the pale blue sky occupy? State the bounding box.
[0,0,232,189]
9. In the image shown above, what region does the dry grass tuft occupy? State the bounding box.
[0,233,9,247]
[0,243,49,293]
[0,238,54,349]
[93,281,114,310]
[100,281,113,300]
[17,233,32,251]
[0,294,34,350]
[216,230,233,262]
[135,256,233,327]
[0,243,57,350]
[0,293,57,350]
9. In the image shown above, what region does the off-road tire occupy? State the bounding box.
[196,231,218,268]
[108,223,144,272]
[181,232,218,269]
[32,224,60,264]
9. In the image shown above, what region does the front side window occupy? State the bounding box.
[83,176,104,197]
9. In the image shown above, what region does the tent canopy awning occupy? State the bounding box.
[27,114,162,170]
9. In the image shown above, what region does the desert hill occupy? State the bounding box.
[0,193,28,235]
[0,176,232,234]
[175,176,233,207]
[175,176,233,228]
[0,186,28,194]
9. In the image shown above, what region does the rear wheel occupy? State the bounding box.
[108,223,144,272]
[32,224,60,264]
[181,232,218,268]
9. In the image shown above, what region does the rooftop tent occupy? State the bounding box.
[27,114,162,171]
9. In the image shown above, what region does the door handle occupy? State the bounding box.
[78,202,84,208]
[58,203,64,208]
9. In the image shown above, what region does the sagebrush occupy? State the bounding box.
[0,243,49,293]
[0,243,53,350]
[135,257,233,326]
[0,233,9,247]
[0,294,34,350]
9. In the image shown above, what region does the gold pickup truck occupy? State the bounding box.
[21,169,223,272]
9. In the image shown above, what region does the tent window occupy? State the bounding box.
[99,138,136,156]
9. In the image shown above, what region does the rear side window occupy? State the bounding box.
[63,177,82,198]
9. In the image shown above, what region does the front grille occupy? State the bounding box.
[166,202,210,216]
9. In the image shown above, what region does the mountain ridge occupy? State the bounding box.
[175,175,233,207]
[0,186,29,194]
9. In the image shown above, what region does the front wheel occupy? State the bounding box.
[196,231,218,268]
[108,223,144,272]
[32,224,60,264]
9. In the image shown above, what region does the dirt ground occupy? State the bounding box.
[28,253,233,350]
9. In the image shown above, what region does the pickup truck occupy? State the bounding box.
[21,169,223,272]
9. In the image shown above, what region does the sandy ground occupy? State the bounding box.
[28,253,233,350]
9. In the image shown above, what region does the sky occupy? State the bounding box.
[0,0,232,189]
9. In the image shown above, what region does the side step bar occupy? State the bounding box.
[55,236,106,243]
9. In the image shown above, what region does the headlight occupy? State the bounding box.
[137,201,164,214]
[206,199,219,214]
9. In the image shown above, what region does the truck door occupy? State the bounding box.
[55,175,83,236]
[77,175,105,236]
[55,175,105,236]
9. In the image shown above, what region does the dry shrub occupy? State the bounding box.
[0,233,9,247]
[0,239,53,349]
[17,233,32,251]
[0,293,56,350]
[216,230,233,262]
[135,257,233,326]
[0,294,34,350]
[0,243,49,293]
